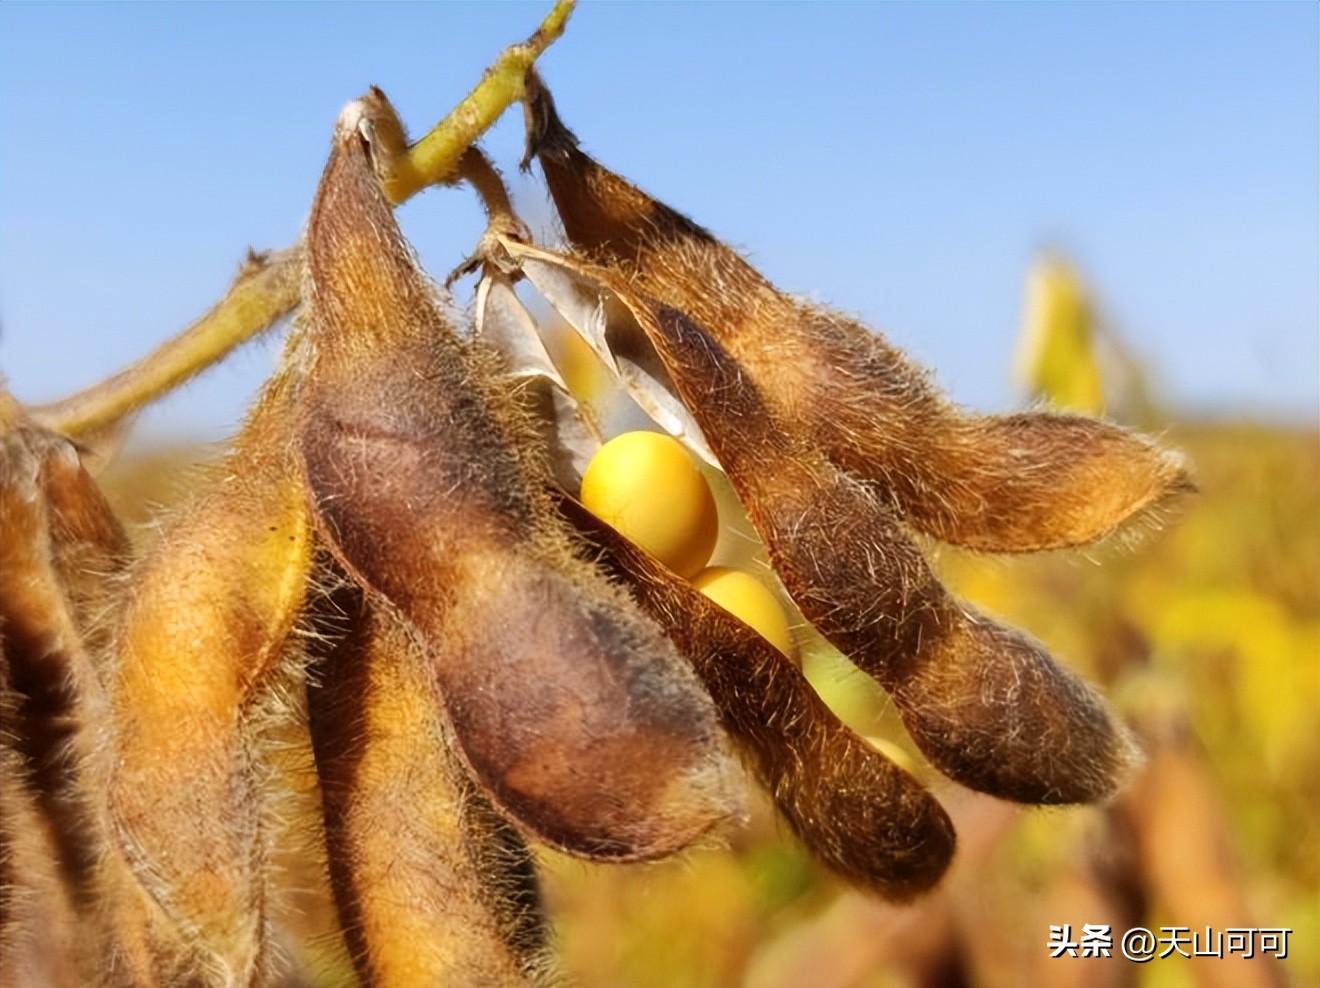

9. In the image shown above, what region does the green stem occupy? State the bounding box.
[384,0,574,202]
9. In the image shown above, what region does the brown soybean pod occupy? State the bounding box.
[307,591,550,987]
[523,75,1190,554]
[511,240,1138,808]
[1,407,193,984]
[643,299,1141,804]
[36,434,132,677]
[560,495,955,899]
[298,97,738,861]
[107,377,313,984]
[0,428,110,924]
[0,714,83,988]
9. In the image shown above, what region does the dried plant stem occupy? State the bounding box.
[29,0,576,440]
[30,250,301,440]
[457,147,519,225]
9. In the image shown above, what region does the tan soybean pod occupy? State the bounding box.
[0,721,83,988]
[498,234,1141,806]
[524,73,1190,555]
[563,496,955,899]
[0,427,106,915]
[35,433,131,674]
[297,94,738,862]
[107,376,313,984]
[0,405,187,984]
[307,592,550,987]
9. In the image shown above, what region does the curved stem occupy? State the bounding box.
[383,0,575,203]
[29,0,576,440]
[30,249,301,438]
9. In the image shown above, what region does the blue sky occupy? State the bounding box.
[1,2,1316,444]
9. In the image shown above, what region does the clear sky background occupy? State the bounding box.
[2,1,1316,445]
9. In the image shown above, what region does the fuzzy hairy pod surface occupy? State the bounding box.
[472,267,956,894]
[516,80,1172,805]
[561,495,956,899]
[524,76,1190,556]
[0,727,83,988]
[0,427,109,915]
[0,419,136,984]
[0,405,188,984]
[33,433,131,659]
[493,235,1141,807]
[107,378,313,984]
[297,96,740,862]
[308,590,550,987]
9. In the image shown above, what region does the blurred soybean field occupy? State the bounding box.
[98,258,1318,988]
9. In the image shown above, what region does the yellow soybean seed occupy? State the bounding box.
[580,431,718,579]
[692,567,796,659]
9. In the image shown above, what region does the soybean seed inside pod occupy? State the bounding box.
[579,431,718,579]
[520,78,1165,806]
[691,567,796,661]
[579,433,796,656]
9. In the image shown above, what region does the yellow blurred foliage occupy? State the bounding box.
[1016,255,1106,415]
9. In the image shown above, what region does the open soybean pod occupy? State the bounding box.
[296,93,739,863]
[494,234,1141,807]
[561,496,956,899]
[107,373,313,984]
[472,269,953,897]
[307,590,550,987]
[522,73,1191,555]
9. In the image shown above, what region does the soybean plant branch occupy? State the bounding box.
[31,0,576,439]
